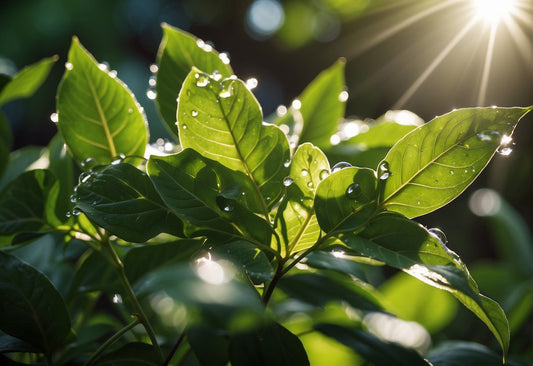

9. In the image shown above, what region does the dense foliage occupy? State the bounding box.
[0,24,531,365]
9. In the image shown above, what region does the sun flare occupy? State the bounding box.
[473,0,519,25]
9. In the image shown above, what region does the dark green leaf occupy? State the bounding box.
[188,325,230,366]
[339,212,510,356]
[304,250,367,279]
[0,169,61,236]
[0,251,71,355]
[0,112,11,179]
[315,323,429,366]
[69,250,120,296]
[0,146,46,191]
[380,107,532,218]
[148,149,272,244]
[428,341,519,366]
[124,239,204,284]
[0,332,40,353]
[74,162,183,242]
[0,56,57,106]
[230,322,309,366]
[155,24,233,137]
[298,60,346,148]
[178,68,290,212]
[94,342,159,365]
[315,166,377,234]
[57,37,148,166]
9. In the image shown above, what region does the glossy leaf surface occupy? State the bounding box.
[380,107,532,218]
[155,24,233,137]
[57,38,147,165]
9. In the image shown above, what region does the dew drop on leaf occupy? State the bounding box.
[80,157,97,170]
[146,88,157,100]
[195,74,210,87]
[245,78,258,90]
[307,181,314,188]
[283,177,293,187]
[345,183,361,200]
[191,110,199,117]
[182,124,188,129]
[338,90,349,102]
[69,194,77,203]
[149,64,158,73]
[428,228,448,245]
[476,132,492,142]
[50,112,59,123]
[319,169,329,180]
[378,161,391,180]
[65,62,73,70]
[497,147,513,156]
[216,196,235,212]
[283,159,291,168]
[301,169,309,177]
[219,88,232,98]
[78,171,92,184]
[331,161,352,173]
[219,52,230,65]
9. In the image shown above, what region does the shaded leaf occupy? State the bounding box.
[155,23,233,137]
[0,112,11,179]
[188,325,230,366]
[178,68,290,212]
[94,342,159,366]
[0,251,70,355]
[57,37,147,165]
[69,250,120,296]
[74,162,183,242]
[0,56,57,106]
[380,107,532,218]
[0,146,46,191]
[0,332,40,353]
[428,341,520,366]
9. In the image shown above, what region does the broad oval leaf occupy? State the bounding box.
[380,107,532,218]
[73,162,183,242]
[339,212,510,357]
[0,251,71,355]
[178,68,290,213]
[57,37,148,166]
[155,24,233,137]
[315,166,378,234]
[0,55,57,106]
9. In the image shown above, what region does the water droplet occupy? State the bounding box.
[182,124,188,129]
[345,183,361,199]
[476,132,492,142]
[81,157,97,170]
[319,169,329,180]
[497,147,513,156]
[428,228,448,245]
[72,208,82,216]
[98,62,110,71]
[330,134,341,145]
[112,293,123,304]
[283,159,291,168]
[307,181,314,188]
[65,211,72,218]
[128,108,133,114]
[245,78,258,90]
[378,161,391,180]
[417,200,421,205]
[108,70,117,78]
[291,99,302,110]
[283,177,293,186]
[216,196,235,212]
[195,74,209,87]
[338,90,349,102]
[276,105,287,117]
[146,88,157,100]
[149,64,158,73]
[331,161,352,173]
[500,134,513,145]
[50,112,59,123]
[219,52,230,65]
[449,170,454,175]
[191,110,199,117]
[148,75,157,87]
[211,70,222,81]
[78,171,92,184]
[301,169,309,177]
[70,194,77,203]
[65,62,73,70]
[219,88,232,98]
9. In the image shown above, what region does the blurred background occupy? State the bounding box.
[1,0,532,358]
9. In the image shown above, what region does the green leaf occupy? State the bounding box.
[276,143,328,255]
[69,250,120,296]
[155,24,233,137]
[0,112,11,179]
[47,134,74,219]
[298,59,346,148]
[339,212,510,357]
[178,68,290,213]
[0,146,46,192]
[73,162,183,242]
[0,251,71,355]
[188,325,230,366]
[314,166,378,234]
[0,56,57,106]
[124,239,204,284]
[428,341,521,366]
[315,323,429,366]
[148,149,273,245]
[229,322,310,366]
[380,107,532,218]
[0,332,41,353]
[57,37,148,166]
[0,169,61,236]
[94,342,159,365]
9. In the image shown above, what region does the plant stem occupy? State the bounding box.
[162,332,186,366]
[261,259,285,305]
[101,239,164,362]
[84,316,141,366]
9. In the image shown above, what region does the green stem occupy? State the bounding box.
[162,332,186,366]
[84,316,141,366]
[261,259,285,305]
[102,239,164,362]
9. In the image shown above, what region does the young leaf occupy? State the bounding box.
[297,59,346,148]
[339,212,510,357]
[314,166,378,234]
[73,162,183,242]
[155,24,233,137]
[57,37,148,166]
[178,68,290,213]
[0,55,57,106]
[0,251,71,355]
[0,169,61,236]
[380,107,532,218]
[148,149,273,245]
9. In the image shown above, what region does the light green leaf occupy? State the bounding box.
[315,166,378,234]
[155,24,234,137]
[298,59,346,148]
[148,149,273,245]
[178,68,290,213]
[0,56,57,106]
[57,37,148,166]
[339,212,510,357]
[73,162,183,242]
[0,251,71,356]
[47,134,74,218]
[380,107,532,218]
[0,169,61,236]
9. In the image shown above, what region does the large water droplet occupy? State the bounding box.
[149,64,158,73]
[148,75,157,87]
[146,88,157,100]
[283,176,293,187]
[65,62,73,70]
[98,62,110,71]
[345,183,361,200]
[319,169,329,180]
[291,99,302,110]
[338,90,349,102]
[195,74,210,87]
[81,157,97,170]
[245,78,258,90]
[211,70,222,81]
[378,161,391,180]
[50,112,59,123]
[301,169,309,177]
[331,161,352,173]
[219,87,232,98]
[497,147,513,156]
[78,171,92,184]
[428,228,448,245]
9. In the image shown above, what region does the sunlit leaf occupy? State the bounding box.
[0,146,46,191]
[339,212,510,356]
[94,342,159,365]
[47,134,74,218]
[0,251,71,355]
[74,162,183,242]
[298,59,346,148]
[315,166,377,234]
[0,55,57,106]
[178,68,290,213]
[380,107,532,218]
[57,37,148,166]
[155,23,233,138]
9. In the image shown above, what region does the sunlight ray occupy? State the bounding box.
[477,24,498,106]
[501,8,533,68]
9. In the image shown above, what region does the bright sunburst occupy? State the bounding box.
[473,0,519,25]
